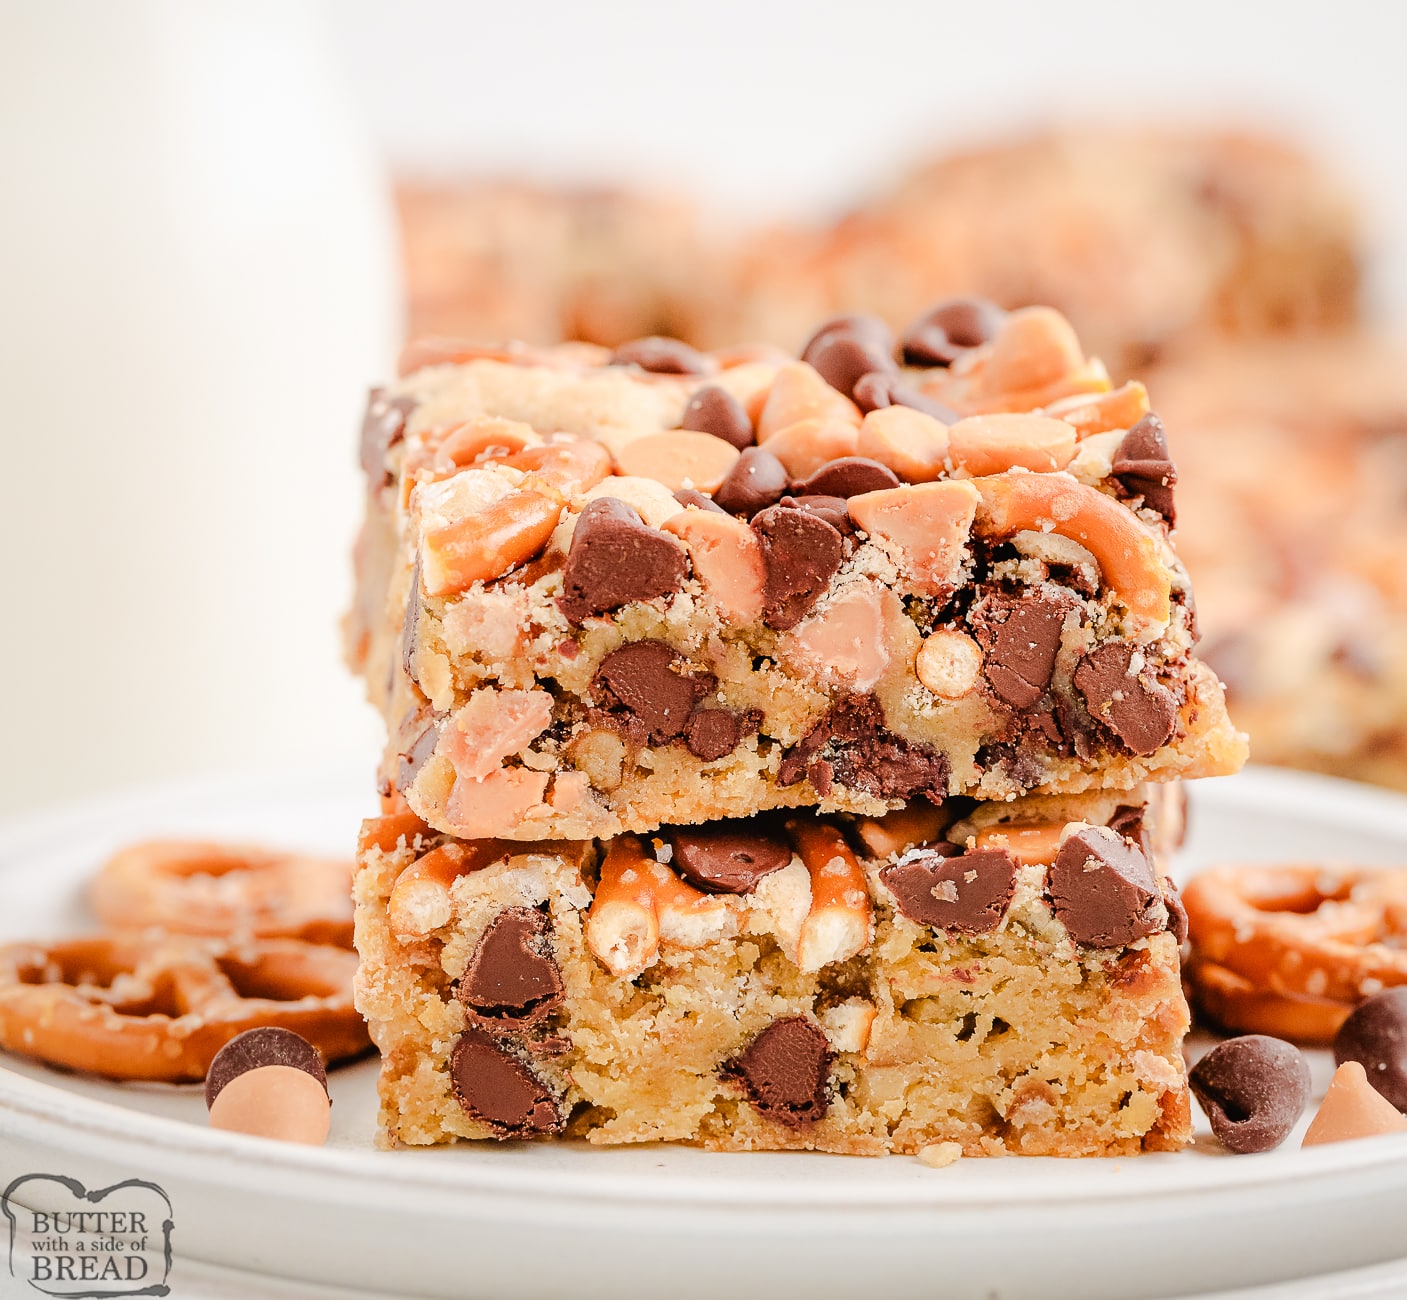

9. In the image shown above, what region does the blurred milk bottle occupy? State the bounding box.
[0,0,400,814]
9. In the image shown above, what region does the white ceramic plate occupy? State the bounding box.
[2,767,1407,1300]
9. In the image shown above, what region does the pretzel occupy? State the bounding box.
[1186,958,1353,1046]
[787,822,873,972]
[0,933,367,1081]
[1183,864,1407,1006]
[90,840,354,948]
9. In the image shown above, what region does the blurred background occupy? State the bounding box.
[5,0,1407,817]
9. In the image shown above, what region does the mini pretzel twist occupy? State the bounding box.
[90,840,354,948]
[1183,864,1407,1009]
[0,933,367,1081]
[584,837,736,979]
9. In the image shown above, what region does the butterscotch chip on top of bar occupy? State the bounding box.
[353,791,1192,1155]
[349,307,1245,842]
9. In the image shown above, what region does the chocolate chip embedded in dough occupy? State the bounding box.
[720,1017,832,1128]
[804,324,898,398]
[1073,642,1179,757]
[792,457,901,500]
[752,504,844,631]
[713,446,790,518]
[899,298,1006,368]
[458,908,564,1026]
[1049,826,1166,948]
[559,497,690,625]
[673,488,727,514]
[1163,878,1190,949]
[591,641,716,746]
[1111,413,1178,524]
[400,560,424,686]
[450,1028,563,1138]
[610,336,710,375]
[1334,988,1407,1111]
[359,387,417,482]
[685,707,762,762]
[778,494,855,537]
[778,695,950,804]
[681,385,754,450]
[665,819,793,894]
[205,1027,327,1109]
[1189,1035,1311,1154]
[971,593,1074,710]
[881,846,1017,933]
[851,372,960,423]
[396,713,442,792]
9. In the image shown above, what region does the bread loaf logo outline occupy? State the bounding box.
[2,1175,173,1298]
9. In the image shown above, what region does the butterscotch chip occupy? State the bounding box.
[614,429,741,493]
[1303,1062,1407,1146]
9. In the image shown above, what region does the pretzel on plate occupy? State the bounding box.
[90,840,354,948]
[0,933,368,1081]
[1184,956,1353,1045]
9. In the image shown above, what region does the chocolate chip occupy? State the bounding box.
[450,1028,563,1138]
[1049,826,1166,948]
[779,695,949,804]
[971,593,1074,709]
[721,1017,831,1128]
[685,707,761,761]
[673,488,726,514]
[778,494,855,537]
[458,908,564,1026]
[801,313,894,356]
[359,388,417,482]
[803,319,898,398]
[881,846,1018,933]
[396,712,441,792]
[665,819,793,894]
[591,641,715,745]
[1163,878,1190,948]
[792,457,901,499]
[851,372,960,423]
[1108,804,1151,857]
[752,504,844,630]
[714,446,790,518]
[1189,1035,1311,1153]
[1112,414,1178,524]
[1074,643,1178,756]
[400,560,423,686]
[205,1027,326,1108]
[899,298,1005,367]
[1334,988,1407,1110]
[681,385,754,450]
[559,497,690,625]
[611,336,710,375]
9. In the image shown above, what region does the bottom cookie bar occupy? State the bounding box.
[353,793,1191,1156]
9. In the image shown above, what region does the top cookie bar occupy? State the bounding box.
[350,304,1245,841]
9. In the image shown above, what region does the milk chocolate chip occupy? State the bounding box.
[591,641,715,745]
[685,707,761,761]
[972,593,1073,709]
[560,497,689,624]
[1334,988,1407,1111]
[681,385,754,450]
[899,298,1005,367]
[721,1017,831,1128]
[359,387,417,483]
[752,503,844,630]
[450,1029,563,1137]
[1111,414,1178,525]
[458,908,564,1026]
[792,457,901,499]
[205,1027,327,1109]
[611,336,710,375]
[804,323,898,398]
[779,494,854,537]
[396,712,441,792]
[666,819,793,894]
[851,372,959,422]
[1189,1035,1310,1153]
[714,446,790,518]
[881,846,1017,933]
[1050,826,1166,947]
[1074,643,1178,756]
[673,488,726,514]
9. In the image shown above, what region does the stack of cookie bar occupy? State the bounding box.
[349,303,1246,1156]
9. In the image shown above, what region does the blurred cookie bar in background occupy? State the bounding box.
[679,129,1361,370]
